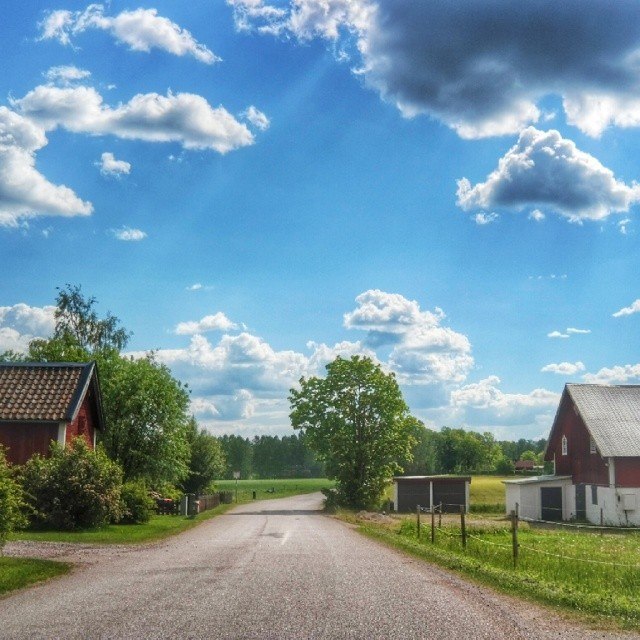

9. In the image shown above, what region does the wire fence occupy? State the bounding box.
[413,502,640,574]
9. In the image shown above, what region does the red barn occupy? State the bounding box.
[505,384,640,526]
[0,362,104,465]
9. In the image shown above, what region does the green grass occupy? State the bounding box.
[0,557,70,596]
[11,478,331,545]
[215,477,333,502]
[353,512,640,629]
[469,475,510,505]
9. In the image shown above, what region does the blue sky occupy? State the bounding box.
[1,0,639,440]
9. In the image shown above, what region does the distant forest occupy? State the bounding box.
[218,426,548,480]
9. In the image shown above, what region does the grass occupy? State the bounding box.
[11,478,331,545]
[0,557,70,596]
[351,511,640,630]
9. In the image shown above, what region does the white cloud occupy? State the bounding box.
[97,152,131,177]
[450,376,559,426]
[619,218,631,235]
[231,0,640,139]
[541,361,585,375]
[344,289,473,384]
[613,299,640,318]
[566,327,590,335]
[175,313,238,335]
[242,106,270,131]
[0,303,56,352]
[40,5,218,64]
[583,364,640,385]
[529,209,545,222]
[457,128,640,222]
[13,85,257,154]
[187,283,203,291]
[44,65,91,85]
[0,106,92,226]
[548,331,569,339]
[473,212,498,225]
[112,226,146,241]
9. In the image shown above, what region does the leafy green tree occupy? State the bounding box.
[182,418,226,494]
[520,450,537,461]
[0,447,26,549]
[289,356,416,509]
[98,354,191,486]
[401,419,437,475]
[19,438,123,530]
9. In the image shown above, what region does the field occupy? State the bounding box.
[0,557,70,595]
[215,477,333,502]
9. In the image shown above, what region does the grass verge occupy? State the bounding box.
[0,557,70,596]
[346,513,640,631]
[11,478,331,545]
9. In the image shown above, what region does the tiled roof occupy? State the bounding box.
[0,362,94,422]
[567,384,640,457]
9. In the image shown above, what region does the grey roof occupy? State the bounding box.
[502,475,571,485]
[567,384,640,457]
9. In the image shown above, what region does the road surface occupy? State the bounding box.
[1,493,635,639]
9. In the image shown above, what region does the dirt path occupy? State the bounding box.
[1,493,636,639]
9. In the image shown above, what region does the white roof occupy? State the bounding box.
[567,384,640,457]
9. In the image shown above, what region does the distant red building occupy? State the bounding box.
[514,459,534,472]
[0,362,104,465]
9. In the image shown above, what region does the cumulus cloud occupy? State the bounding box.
[0,106,92,226]
[613,299,640,318]
[450,375,559,426]
[541,361,585,375]
[230,0,640,139]
[97,152,131,177]
[583,364,640,385]
[344,289,473,384]
[40,5,218,64]
[175,313,238,335]
[112,226,146,241]
[566,327,590,335]
[473,212,498,226]
[457,128,640,222]
[0,303,55,353]
[529,209,545,222]
[547,331,569,339]
[13,85,256,154]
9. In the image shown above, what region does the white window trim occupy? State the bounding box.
[561,435,568,456]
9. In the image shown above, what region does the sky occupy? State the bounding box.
[1,0,639,441]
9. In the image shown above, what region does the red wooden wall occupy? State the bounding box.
[545,392,608,485]
[0,422,59,465]
[66,391,98,448]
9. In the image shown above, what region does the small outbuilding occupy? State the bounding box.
[392,475,471,513]
[0,361,104,465]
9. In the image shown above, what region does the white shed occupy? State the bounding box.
[503,475,573,521]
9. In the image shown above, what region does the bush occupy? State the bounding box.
[0,447,25,550]
[20,438,123,530]
[119,481,155,524]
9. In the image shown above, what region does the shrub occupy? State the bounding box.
[0,447,26,550]
[20,438,123,530]
[119,481,155,524]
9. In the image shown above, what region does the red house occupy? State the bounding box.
[0,362,104,465]
[505,384,640,526]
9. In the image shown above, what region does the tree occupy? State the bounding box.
[53,284,131,352]
[0,447,25,549]
[182,418,226,494]
[219,435,253,479]
[289,356,416,509]
[98,353,191,486]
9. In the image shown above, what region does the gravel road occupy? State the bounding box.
[1,493,636,639]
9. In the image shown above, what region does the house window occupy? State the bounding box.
[591,485,598,505]
[590,436,596,454]
[561,435,568,456]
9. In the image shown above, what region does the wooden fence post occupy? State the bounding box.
[438,503,442,529]
[460,505,467,550]
[431,504,435,543]
[510,509,519,569]
[417,505,421,539]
